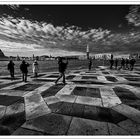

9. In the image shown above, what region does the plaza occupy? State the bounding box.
[0,62,140,135]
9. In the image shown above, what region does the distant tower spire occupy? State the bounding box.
[86,44,89,59]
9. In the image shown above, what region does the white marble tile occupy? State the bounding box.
[75,96,102,107]
[55,84,76,97]
[44,96,60,105]
[57,94,77,103]
[101,96,122,108]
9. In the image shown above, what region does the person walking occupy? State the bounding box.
[125,58,130,70]
[119,58,125,70]
[130,57,136,71]
[114,58,118,69]
[55,57,68,85]
[20,60,29,82]
[7,60,15,80]
[88,58,92,71]
[32,60,39,77]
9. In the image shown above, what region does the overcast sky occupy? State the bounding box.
[0,5,139,57]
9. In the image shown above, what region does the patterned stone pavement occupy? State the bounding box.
[1,66,140,135]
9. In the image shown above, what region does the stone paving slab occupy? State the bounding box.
[0,67,140,135]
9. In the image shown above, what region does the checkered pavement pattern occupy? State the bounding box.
[0,66,140,135]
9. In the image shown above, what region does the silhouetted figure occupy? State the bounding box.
[114,58,118,69]
[7,60,15,80]
[55,57,68,85]
[88,58,92,71]
[32,60,39,77]
[109,59,114,69]
[119,58,125,70]
[20,60,29,82]
[125,58,130,70]
[130,58,136,71]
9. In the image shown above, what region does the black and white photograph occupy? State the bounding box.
[0,2,140,137]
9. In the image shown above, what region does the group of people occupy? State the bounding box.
[109,57,136,71]
[7,57,68,84]
[7,60,39,82]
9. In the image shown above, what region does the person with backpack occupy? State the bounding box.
[7,60,15,80]
[55,57,68,85]
[20,60,29,82]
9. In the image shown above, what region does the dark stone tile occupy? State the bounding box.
[41,84,64,98]
[110,109,128,124]
[82,76,97,79]
[48,102,63,113]
[0,95,24,106]
[0,77,20,80]
[66,75,75,80]
[73,87,87,96]
[56,102,73,116]
[86,88,101,98]
[13,84,42,91]
[125,77,140,81]
[23,113,72,135]
[113,87,139,100]
[97,107,113,123]
[84,105,100,121]
[128,83,140,87]
[70,103,85,118]
[105,76,118,82]
[12,127,44,135]
[102,72,109,74]
[0,111,26,134]
[0,81,22,89]
[74,71,80,73]
[33,79,55,82]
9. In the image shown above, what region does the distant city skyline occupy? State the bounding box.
[0,5,140,56]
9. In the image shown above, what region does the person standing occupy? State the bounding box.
[125,58,130,70]
[114,58,118,69]
[55,57,68,85]
[109,58,114,69]
[130,57,136,71]
[20,60,29,82]
[119,58,125,70]
[7,60,15,80]
[32,60,39,77]
[88,58,92,71]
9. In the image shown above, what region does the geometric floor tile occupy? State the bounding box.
[0,95,24,106]
[73,87,101,98]
[13,83,43,91]
[22,113,72,135]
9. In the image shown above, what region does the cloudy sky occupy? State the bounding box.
[0,5,140,57]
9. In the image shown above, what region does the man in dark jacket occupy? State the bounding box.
[130,58,136,71]
[55,57,68,85]
[20,60,29,82]
[7,60,15,80]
